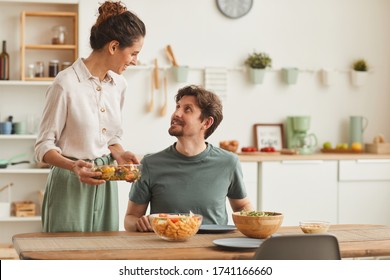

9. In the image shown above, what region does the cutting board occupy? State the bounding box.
[320,148,363,154]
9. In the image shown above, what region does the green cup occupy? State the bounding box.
[14,122,27,134]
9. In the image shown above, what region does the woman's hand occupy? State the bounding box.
[116,150,140,165]
[72,160,105,185]
[109,144,140,164]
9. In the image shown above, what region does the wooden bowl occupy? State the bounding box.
[232,211,284,239]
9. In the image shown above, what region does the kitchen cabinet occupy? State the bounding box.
[0,0,79,244]
[258,160,338,226]
[20,10,78,81]
[338,160,390,226]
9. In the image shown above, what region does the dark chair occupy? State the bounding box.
[253,234,341,260]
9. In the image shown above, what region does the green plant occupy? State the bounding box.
[352,59,368,71]
[245,52,272,69]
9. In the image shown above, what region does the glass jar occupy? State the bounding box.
[52,26,67,45]
[61,61,72,71]
[35,61,44,77]
[27,64,35,78]
[49,60,59,77]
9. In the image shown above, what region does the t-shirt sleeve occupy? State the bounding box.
[128,159,152,204]
[227,157,247,199]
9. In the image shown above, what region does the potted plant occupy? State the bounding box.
[245,51,272,84]
[351,59,369,87]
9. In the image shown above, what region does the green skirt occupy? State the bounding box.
[41,155,119,232]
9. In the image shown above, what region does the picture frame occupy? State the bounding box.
[254,123,285,150]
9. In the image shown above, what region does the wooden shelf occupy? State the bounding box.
[20,11,78,80]
[25,44,77,50]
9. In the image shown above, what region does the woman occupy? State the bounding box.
[35,0,146,232]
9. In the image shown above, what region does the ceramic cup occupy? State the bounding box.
[13,122,27,134]
[0,122,12,134]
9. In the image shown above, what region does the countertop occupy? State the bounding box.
[237,152,390,162]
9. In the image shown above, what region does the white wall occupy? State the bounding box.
[79,0,390,155]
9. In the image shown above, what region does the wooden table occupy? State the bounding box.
[12,224,390,260]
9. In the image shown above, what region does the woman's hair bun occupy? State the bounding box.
[96,0,127,26]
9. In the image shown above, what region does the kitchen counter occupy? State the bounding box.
[238,152,390,162]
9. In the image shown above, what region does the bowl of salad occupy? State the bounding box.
[149,212,203,241]
[232,211,283,239]
[92,164,141,181]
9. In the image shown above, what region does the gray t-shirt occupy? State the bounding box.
[129,143,247,225]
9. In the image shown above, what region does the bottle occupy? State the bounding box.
[0,40,10,80]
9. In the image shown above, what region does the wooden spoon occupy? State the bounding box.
[147,71,154,112]
[160,75,168,116]
[165,45,179,67]
[153,58,159,89]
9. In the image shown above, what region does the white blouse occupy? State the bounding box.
[35,58,126,162]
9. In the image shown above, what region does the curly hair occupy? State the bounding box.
[175,85,223,139]
[90,1,146,50]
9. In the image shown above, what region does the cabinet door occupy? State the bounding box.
[339,160,390,226]
[259,160,338,226]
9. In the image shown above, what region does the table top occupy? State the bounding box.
[12,224,390,260]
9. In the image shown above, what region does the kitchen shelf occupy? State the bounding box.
[0,80,51,86]
[0,169,50,174]
[0,216,40,222]
[0,135,37,140]
[20,11,78,80]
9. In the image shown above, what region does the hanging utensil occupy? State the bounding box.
[165,45,179,67]
[154,58,159,90]
[160,73,168,116]
[147,69,154,113]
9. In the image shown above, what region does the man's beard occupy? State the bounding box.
[168,126,183,137]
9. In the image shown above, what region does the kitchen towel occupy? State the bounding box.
[204,67,228,100]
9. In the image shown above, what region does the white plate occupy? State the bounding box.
[198,224,236,233]
[213,237,264,249]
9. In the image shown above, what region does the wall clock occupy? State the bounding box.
[216,0,253,19]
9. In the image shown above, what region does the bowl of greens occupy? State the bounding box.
[232,210,283,239]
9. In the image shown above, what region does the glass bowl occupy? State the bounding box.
[92,164,141,181]
[299,220,330,234]
[149,213,203,241]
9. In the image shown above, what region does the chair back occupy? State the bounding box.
[253,234,341,260]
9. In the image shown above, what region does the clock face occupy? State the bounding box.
[216,0,253,19]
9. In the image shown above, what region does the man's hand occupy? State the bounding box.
[136,215,153,232]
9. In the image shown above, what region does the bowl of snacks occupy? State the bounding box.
[92,164,141,181]
[219,140,239,153]
[232,210,283,239]
[149,212,203,241]
[299,220,330,234]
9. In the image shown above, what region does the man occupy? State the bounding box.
[124,85,253,232]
